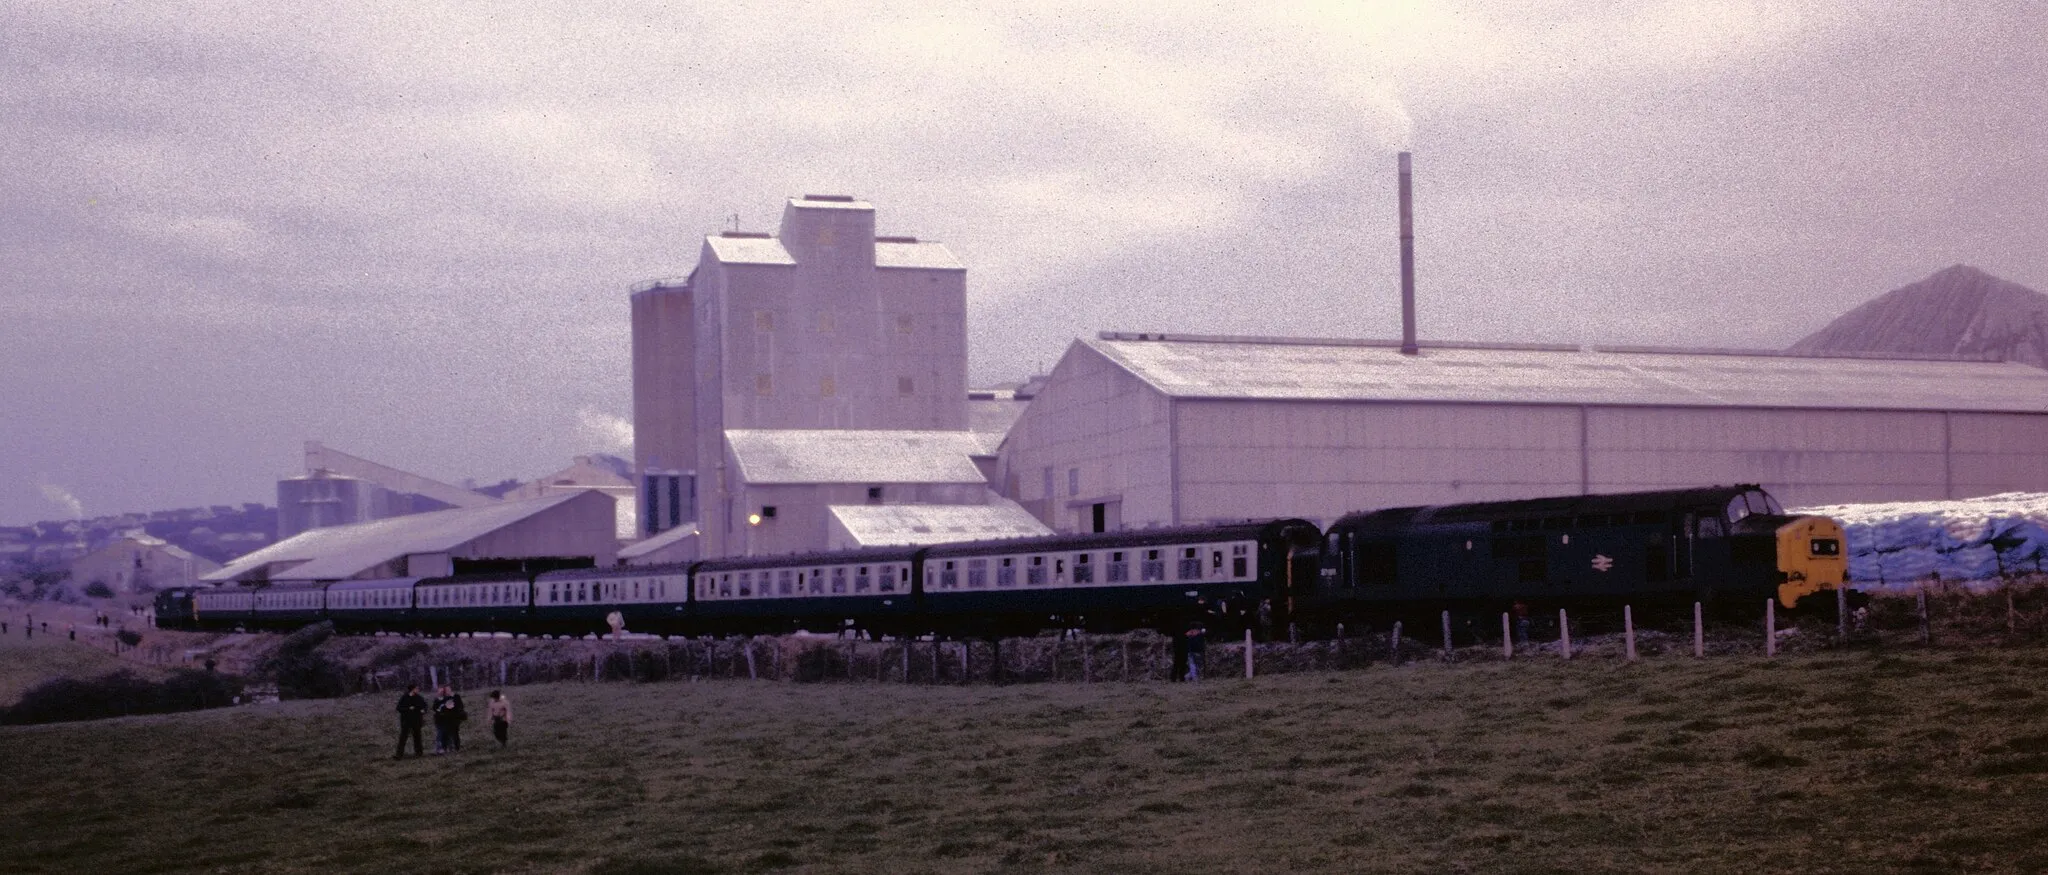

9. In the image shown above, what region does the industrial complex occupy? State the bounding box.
[198,162,2048,586]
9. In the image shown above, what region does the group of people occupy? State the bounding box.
[395,685,510,758]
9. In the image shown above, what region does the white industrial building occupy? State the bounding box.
[996,333,2048,534]
[205,491,618,585]
[70,533,221,593]
[630,196,1041,558]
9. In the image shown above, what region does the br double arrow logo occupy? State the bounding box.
[1591,554,1615,572]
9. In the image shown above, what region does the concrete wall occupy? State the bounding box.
[996,344,1174,533]
[1177,400,1583,526]
[725,479,990,558]
[631,280,695,533]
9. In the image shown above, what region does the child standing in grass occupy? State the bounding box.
[487,690,511,749]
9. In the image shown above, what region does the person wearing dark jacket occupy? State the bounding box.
[394,685,428,759]
[432,686,467,754]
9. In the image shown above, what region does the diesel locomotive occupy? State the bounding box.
[156,485,1848,641]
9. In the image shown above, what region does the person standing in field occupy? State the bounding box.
[432,685,466,754]
[487,690,511,749]
[394,685,428,759]
[1184,605,1209,682]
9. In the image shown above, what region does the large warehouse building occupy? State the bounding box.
[996,332,2048,534]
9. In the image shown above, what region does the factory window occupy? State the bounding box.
[756,374,773,396]
[867,486,883,504]
[997,557,1017,587]
[967,558,988,588]
[1042,467,1054,500]
[896,314,914,334]
[1068,468,1079,497]
[897,376,915,396]
[1026,556,1046,586]
[755,310,775,331]
[816,311,835,333]
[1073,553,1094,584]
[1108,551,1129,583]
[820,376,835,397]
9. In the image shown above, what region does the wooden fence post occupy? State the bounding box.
[1765,599,1776,658]
[1391,620,1404,666]
[1244,629,1255,679]
[1693,602,1704,658]
[1441,610,1452,659]
[744,639,758,680]
[1502,613,1513,660]
[1559,609,1571,660]
[1918,589,1930,645]
[1624,605,1637,662]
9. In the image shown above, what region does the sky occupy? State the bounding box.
[5,1,2046,526]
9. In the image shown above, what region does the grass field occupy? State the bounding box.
[5,643,2048,874]
[0,627,159,706]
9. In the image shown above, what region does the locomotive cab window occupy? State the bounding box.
[1810,538,1842,557]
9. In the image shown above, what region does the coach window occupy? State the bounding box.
[825,567,843,594]
[738,572,753,598]
[997,557,1017,587]
[1027,556,1046,586]
[718,574,733,598]
[778,570,794,596]
[856,566,872,593]
[808,571,824,595]
[1108,551,1130,583]
[939,562,958,590]
[1054,558,1067,584]
[880,566,898,592]
[1142,550,1166,582]
[1073,553,1094,584]
[967,558,989,588]
[1232,544,1249,577]
[1178,547,1201,580]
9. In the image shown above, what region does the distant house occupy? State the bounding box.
[69,532,222,594]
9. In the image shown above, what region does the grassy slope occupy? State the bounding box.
[0,633,160,706]
[4,646,2048,874]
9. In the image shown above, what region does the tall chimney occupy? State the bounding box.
[1397,152,1418,355]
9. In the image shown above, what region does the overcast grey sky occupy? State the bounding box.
[4,2,2044,526]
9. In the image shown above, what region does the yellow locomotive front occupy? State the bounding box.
[1772,514,1849,608]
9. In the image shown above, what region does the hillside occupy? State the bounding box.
[1791,265,2048,366]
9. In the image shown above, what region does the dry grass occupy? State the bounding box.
[6,641,2048,873]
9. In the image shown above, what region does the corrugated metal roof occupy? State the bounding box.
[1085,335,2048,413]
[829,502,1052,547]
[875,240,964,270]
[203,492,593,583]
[967,399,1027,455]
[619,524,698,559]
[704,235,796,266]
[727,429,990,484]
